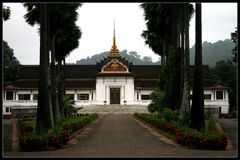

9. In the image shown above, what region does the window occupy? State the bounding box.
[141,95,150,100]
[66,94,75,100]
[77,94,89,100]
[216,91,223,99]
[33,94,38,100]
[19,94,31,100]
[190,95,193,99]
[6,107,10,112]
[137,91,139,100]
[6,91,13,100]
[204,94,211,100]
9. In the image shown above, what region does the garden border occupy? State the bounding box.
[132,116,181,148]
[67,114,104,145]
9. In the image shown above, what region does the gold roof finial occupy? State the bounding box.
[108,19,121,58]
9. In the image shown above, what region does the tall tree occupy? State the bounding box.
[211,60,236,113]
[179,4,194,125]
[23,3,81,125]
[141,3,194,111]
[3,41,20,83]
[231,27,237,63]
[36,4,54,133]
[55,23,81,118]
[190,3,205,131]
[3,5,11,21]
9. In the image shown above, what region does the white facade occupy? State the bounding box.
[3,86,230,116]
[190,89,230,116]
[2,61,230,116]
[95,77,135,105]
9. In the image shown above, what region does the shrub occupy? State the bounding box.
[148,90,166,113]
[20,135,48,151]
[175,127,227,150]
[162,108,179,122]
[206,118,217,133]
[18,113,98,151]
[134,113,228,150]
[63,95,77,117]
[230,111,237,118]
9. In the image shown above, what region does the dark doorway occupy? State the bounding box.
[110,88,120,104]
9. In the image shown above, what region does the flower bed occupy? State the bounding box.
[134,113,227,150]
[18,113,98,151]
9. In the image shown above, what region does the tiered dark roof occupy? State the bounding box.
[6,63,220,90]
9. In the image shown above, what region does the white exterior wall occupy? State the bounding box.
[96,77,135,105]
[3,85,230,115]
[190,89,229,114]
[3,90,38,115]
[134,90,154,105]
[75,89,92,107]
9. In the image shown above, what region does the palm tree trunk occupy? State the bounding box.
[172,5,182,110]
[180,4,191,125]
[50,34,62,125]
[36,4,54,134]
[190,3,205,131]
[63,58,67,117]
[58,60,65,119]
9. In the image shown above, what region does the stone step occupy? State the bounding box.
[77,105,149,113]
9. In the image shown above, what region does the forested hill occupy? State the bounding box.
[190,39,234,68]
[75,50,161,65]
[74,39,234,67]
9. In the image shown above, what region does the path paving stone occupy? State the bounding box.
[3,113,237,158]
[217,118,238,151]
[3,119,13,152]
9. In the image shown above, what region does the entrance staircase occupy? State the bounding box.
[77,105,149,114]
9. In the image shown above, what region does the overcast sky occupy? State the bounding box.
[3,3,237,65]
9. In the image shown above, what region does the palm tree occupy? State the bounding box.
[55,23,81,118]
[23,3,81,131]
[190,3,205,131]
[48,3,81,124]
[36,4,54,133]
[3,6,11,21]
[141,3,195,111]
[179,4,194,125]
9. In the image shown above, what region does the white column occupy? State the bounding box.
[105,85,107,101]
[226,91,229,100]
[30,90,33,101]
[74,90,77,101]
[16,91,18,100]
[13,91,16,100]
[123,85,125,100]
[139,90,142,100]
[121,85,123,104]
[89,90,92,101]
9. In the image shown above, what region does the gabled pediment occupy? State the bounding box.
[101,59,129,73]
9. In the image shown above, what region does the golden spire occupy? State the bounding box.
[108,20,121,58]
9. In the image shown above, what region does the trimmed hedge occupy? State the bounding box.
[134,113,227,150]
[18,113,98,151]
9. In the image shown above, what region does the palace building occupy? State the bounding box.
[3,27,230,117]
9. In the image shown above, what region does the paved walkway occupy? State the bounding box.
[3,119,13,152]
[217,118,238,151]
[3,114,237,158]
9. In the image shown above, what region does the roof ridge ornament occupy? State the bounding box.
[108,19,121,58]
